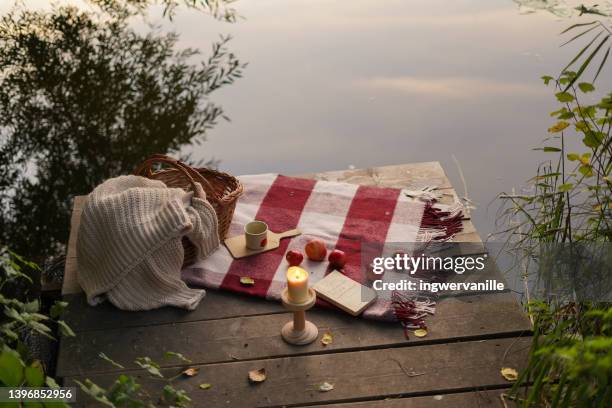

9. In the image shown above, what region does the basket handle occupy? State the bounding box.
[134,154,218,201]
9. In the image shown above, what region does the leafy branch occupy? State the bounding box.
[89,0,239,21]
[77,352,197,407]
[0,247,73,407]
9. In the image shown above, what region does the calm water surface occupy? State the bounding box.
[4,0,611,239]
[173,0,611,238]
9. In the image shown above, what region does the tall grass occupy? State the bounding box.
[499,58,611,406]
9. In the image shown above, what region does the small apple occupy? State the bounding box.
[285,250,304,266]
[305,239,327,261]
[328,249,347,269]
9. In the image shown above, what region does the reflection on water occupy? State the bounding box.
[514,0,612,17]
[1,0,610,242]
[161,0,608,238]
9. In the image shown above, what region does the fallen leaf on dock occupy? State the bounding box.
[182,367,199,377]
[318,382,334,392]
[240,276,255,286]
[199,383,212,390]
[248,368,267,384]
[413,329,428,338]
[500,367,518,381]
[321,332,333,346]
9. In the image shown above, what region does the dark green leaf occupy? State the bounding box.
[561,31,604,74]
[0,346,25,386]
[541,75,554,85]
[579,164,593,177]
[46,376,60,388]
[560,21,598,34]
[57,321,75,338]
[593,46,610,82]
[135,357,163,378]
[25,361,45,387]
[578,82,595,93]
[575,121,590,132]
[555,92,574,103]
[164,351,192,363]
[1,327,19,341]
[5,308,24,323]
[550,107,568,117]
[564,35,610,91]
[74,379,114,407]
[98,352,125,369]
[24,300,39,313]
[583,131,604,148]
[561,24,600,46]
[50,301,68,319]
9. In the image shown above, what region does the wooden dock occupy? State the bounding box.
[57,162,532,407]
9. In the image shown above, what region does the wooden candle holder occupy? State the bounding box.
[280,287,318,345]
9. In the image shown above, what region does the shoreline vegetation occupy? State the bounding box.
[499,4,611,406]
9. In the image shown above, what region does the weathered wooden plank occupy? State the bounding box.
[298,162,468,217]
[65,337,530,408]
[62,289,286,333]
[57,291,529,378]
[62,195,86,295]
[300,162,453,190]
[316,389,512,408]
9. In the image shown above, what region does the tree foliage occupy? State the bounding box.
[91,0,239,21]
[0,3,244,261]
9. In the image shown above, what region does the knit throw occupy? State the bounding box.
[183,174,464,324]
[78,176,220,311]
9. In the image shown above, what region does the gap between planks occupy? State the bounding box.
[276,385,518,408]
[302,388,517,408]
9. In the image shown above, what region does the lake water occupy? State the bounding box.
[2,0,610,240]
[171,0,612,238]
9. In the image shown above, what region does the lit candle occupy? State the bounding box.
[286,266,309,303]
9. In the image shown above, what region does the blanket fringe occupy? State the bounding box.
[417,201,464,242]
[391,291,435,330]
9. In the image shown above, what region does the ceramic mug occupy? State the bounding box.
[245,220,268,250]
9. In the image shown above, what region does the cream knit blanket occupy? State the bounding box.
[77,175,220,311]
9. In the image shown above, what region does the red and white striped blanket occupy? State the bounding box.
[183,174,463,323]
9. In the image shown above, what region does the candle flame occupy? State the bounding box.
[287,266,308,282]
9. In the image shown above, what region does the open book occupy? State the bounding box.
[313,271,377,316]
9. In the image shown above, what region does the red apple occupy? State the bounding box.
[328,249,347,269]
[305,239,327,261]
[285,250,304,266]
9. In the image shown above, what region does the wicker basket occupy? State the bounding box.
[134,155,243,264]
